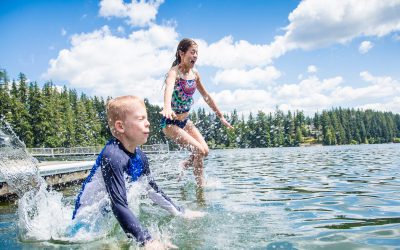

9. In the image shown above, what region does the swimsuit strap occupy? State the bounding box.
[176,67,197,81]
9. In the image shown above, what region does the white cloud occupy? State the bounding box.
[199,72,400,115]
[277,76,343,98]
[253,0,400,64]
[307,65,317,73]
[274,76,343,112]
[359,71,400,94]
[117,26,125,34]
[212,66,281,87]
[195,36,281,69]
[99,0,164,27]
[43,24,178,102]
[192,1,400,69]
[43,0,400,116]
[358,96,400,112]
[359,40,373,53]
[195,76,343,115]
[197,89,279,116]
[61,28,67,36]
[280,0,400,50]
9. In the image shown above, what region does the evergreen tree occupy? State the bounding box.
[273,108,285,146]
[41,82,63,147]
[246,112,257,147]
[256,111,270,147]
[224,110,239,148]
[356,110,367,143]
[0,71,11,118]
[294,126,303,146]
[9,76,33,146]
[330,112,346,144]
[74,97,91,146]
[28,82,46,147]
[2,70,400,149]
[144,98,164,144]
[236,114,247,148]
[284,111,295,146]
[60,86,76,147]
[321,111,335,145]
[93,96,111,142]
[83,96,103,145]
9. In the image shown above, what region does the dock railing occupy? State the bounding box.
[27,143,169,157]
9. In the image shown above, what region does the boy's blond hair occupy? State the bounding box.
[106,95,144,136]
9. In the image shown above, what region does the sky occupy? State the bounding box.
[1,0,400,116]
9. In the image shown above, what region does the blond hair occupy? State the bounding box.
[106,95,144,136]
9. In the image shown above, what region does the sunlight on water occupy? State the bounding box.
[150,145,400,249]
[1,119,399,249]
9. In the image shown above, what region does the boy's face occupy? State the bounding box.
[120,102,150,146]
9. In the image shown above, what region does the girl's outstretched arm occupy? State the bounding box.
[196,72,233,129]
[161,68,177,119]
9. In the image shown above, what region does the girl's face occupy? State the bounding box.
[180,45,198,68]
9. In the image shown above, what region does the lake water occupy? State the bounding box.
[1,144,400,249]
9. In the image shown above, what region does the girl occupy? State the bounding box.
[161,38,233,186]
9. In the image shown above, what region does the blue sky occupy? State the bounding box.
[1,0,400,115]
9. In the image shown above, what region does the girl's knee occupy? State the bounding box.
[193,146,207,157]
[203,147,209,157]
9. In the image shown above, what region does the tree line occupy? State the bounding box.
[1,71,399,148]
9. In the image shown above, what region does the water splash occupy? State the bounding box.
[0,119,43,196]
[0,120,167,247]
[0,119,69,241]
[0,120,97,242]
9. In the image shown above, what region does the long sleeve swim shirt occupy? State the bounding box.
[72,138,183,245]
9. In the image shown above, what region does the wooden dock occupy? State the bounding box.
[0,143,169,198]
[26,143,169,157]
[0,161,94,198]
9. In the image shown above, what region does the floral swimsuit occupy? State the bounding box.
[161,69,197,129]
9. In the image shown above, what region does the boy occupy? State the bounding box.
[71,95,202,248]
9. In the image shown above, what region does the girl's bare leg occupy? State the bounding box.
[183,121,209,156]
[163,122,207,186]
[180,154,194,170]
[184,121,209,186]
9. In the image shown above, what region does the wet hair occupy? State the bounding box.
[171,38,197,67]
[106,95,144,136]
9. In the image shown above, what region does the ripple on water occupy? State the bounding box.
[1,144,400,249]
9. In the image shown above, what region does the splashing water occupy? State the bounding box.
[0,119,167,246]
[0,119,71,241]
[0,120,43,196]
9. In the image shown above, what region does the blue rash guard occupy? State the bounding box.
[72,138,184,245]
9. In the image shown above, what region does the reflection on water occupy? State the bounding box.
[1,144,400,249]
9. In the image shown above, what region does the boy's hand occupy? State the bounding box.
[144,240,178,250]
[181,209,206,219]
[220,117,234,129]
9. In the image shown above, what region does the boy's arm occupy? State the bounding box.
[139,150,185,216]
[101,156,152,246]
[145,165,205,220]
[147,178,185,216]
